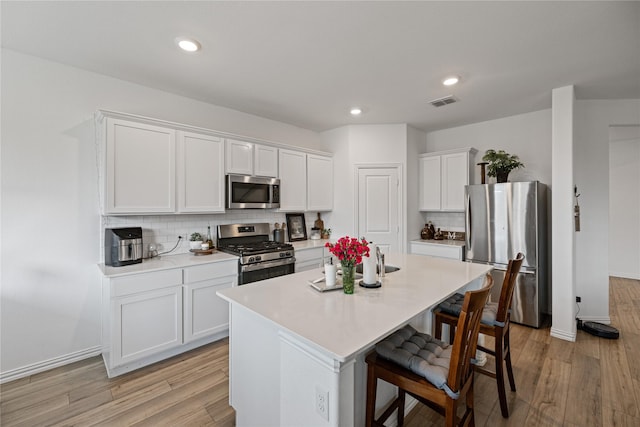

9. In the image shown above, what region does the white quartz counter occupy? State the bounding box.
[97,251,239,277]
[217,253,490,362]
[410,238,465,248]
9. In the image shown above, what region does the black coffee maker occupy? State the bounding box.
[105,227,143,266]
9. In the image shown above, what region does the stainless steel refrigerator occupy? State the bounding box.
[465,181,547,327]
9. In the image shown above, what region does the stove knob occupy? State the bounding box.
[285,251,291,257]
[256,256,262,261]
[248,257,255,262]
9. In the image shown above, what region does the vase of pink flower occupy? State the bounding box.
[325,236,370,294]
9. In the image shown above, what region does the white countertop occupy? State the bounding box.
[98,251,239,277]
[217,253,490,361]
[411,238,465,247]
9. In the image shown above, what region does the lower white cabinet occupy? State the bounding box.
[102,259,237,377]
[410,241,465,261]
[294,246,328,272]
[183,262,237,343]
[113,286,183,367]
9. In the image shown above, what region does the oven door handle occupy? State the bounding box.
[240,257,296,272]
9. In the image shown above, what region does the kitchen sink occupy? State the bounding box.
[355,264,401,274]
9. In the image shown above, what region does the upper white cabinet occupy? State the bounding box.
[419,148,476,212]
[226,139,278,177]
[279,149,334,212]
[278,149,308,211]
[307,154,333,211]
[105,118,176,214]
[254,144,278,177]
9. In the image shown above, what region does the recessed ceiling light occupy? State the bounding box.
[350,108,362,116]
[176,37,201,52]
[442,76,460,86]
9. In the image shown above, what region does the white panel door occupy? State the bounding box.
[419,155,441,211]
[278,149,307,211]
[177,131,225,213]
[106,118,175,214]
[306,154,333,211]
[226,139,253,175]
[357,167,400,254]
[254,144,278,177]
[441,151,468,211]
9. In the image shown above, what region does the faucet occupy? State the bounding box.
[376,246,385,278]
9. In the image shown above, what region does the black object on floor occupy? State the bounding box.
[578,320,620,339]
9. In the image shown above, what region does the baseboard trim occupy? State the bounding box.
[550,327,576,342]
[0,346,102,384]
[577,315,612,324]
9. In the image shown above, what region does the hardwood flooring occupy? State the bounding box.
[1,276,638,426]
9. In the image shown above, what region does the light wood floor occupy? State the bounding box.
[1,276,638,426]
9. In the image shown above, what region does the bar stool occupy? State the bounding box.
[433,253,524,418]
[365,274,493,427]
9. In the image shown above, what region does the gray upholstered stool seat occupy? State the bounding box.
[437,293,502,327]
[375,324,460,397]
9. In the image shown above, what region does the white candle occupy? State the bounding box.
[325,263,337,287]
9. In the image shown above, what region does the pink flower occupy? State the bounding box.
[325,236,370,267]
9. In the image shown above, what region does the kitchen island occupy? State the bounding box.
[217,253,491,426]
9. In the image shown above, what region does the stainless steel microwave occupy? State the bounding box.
[226,174,280,209]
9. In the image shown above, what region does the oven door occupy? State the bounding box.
[239,257,295,285]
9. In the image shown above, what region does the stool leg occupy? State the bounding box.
[495,330,509,418]
[448,321,455,345]
[397,389,406,426]
[365,363,377,427]
[434,314,443,340]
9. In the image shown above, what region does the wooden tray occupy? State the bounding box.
[189,248,216,256]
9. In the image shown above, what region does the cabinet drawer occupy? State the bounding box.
[183,260,238,283]
[294,247,324,263]
[410,243,463,260]
[111,269,183,297]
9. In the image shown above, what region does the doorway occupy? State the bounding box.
[355,165,403,254]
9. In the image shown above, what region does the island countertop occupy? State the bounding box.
[217,253,491,362]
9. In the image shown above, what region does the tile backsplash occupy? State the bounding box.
[422,212,465,233]
[101,211,317,259]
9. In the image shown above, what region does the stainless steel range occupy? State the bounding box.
[217,223,295,285]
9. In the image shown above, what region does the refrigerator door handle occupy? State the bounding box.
[465,192,472,247]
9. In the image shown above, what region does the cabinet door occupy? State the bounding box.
[294,247,324,272]
[254,144,278,177]
[410,242,463,260]
[226,139,253,175]
[112,286,183,367]
[177,132,225,213]
[184,275,236,342]
[278,149,307,211]
[307,154,333,211]
[441,152,468,211]
[105,118,176,214]
[419,155,441,211]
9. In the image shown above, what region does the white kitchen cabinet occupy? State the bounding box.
[419,148,476,212]
[419,155,442,211]
[183,261,237,343]
[278,148,308,211]
[177,132,225,213]
[294,246,327,272]
[409,241,464,261]
[226,139,278,177]
[254,144,278,177]
[225,139,254,175]
[105,118,176,214]
[101,259,237,377]
[306,154,333,211]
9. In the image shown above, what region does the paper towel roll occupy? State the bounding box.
[325,263,337,287]
[362,243,377,285]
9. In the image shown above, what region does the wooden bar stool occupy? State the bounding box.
[433,253,524,418]
[365,274,493,427]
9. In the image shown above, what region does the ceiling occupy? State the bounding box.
[2,1,639,133]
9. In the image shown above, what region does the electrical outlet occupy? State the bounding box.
[315,386,329,421]
[576,296,581,303]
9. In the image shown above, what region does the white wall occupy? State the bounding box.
[574,100,640,323]
[609,126,640,279]
[321,124,411,241]
[0,49,322,379]
[425,109,552,186]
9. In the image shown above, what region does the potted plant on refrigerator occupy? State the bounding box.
[482,149,524,183]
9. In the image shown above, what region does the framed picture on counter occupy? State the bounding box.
[286,213,307,241]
